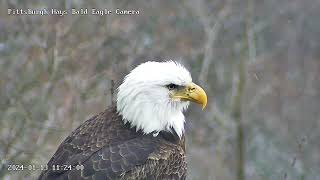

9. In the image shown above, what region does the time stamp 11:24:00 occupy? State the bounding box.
[7,164,84,171]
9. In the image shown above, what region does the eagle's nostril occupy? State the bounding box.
[189,87,196,92]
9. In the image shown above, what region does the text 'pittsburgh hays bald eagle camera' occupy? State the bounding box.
[39,61,208,180]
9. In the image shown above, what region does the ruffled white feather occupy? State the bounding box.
[116,61,192,138]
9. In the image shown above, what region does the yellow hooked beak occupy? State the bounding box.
[171,82,207,110]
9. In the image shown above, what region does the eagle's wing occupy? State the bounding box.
[38,108,186,180]
[39,135,185,180]
[121,139,187,180]
[43,138,159,180]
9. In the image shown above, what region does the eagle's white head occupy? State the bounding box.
[117,61,207,138]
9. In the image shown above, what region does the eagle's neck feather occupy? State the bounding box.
[116,96,186,138]
[116,61,192,139]
[117,84,189,137]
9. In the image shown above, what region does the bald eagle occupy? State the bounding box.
[39,61,207,180]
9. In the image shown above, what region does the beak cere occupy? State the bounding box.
[171,82,208,109]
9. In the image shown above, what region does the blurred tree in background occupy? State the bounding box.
[0,0,319,179]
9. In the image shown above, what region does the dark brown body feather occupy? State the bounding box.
[38,107,187,180]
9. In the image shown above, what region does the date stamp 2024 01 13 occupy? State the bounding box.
[1,157,84,172]
[5,163,84,172]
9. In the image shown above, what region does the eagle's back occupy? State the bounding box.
[39,107,187,180]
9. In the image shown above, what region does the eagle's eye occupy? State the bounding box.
[166,83,178,90]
